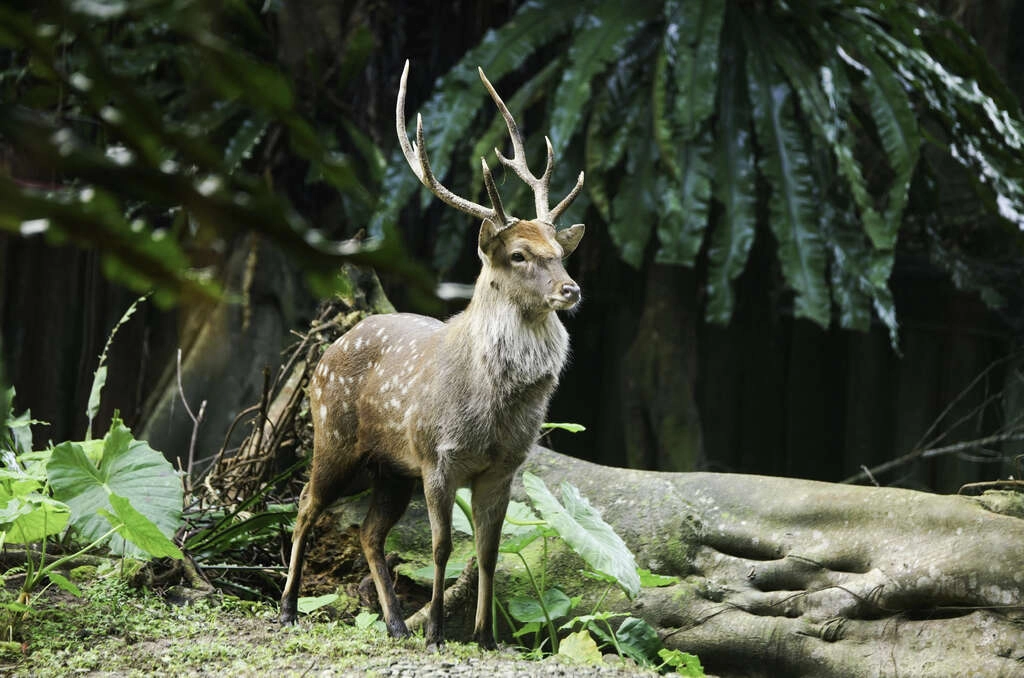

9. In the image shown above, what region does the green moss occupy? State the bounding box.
[68,565,98,582]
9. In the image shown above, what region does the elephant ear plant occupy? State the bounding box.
[0,309,183,629]
[439,465,703,674]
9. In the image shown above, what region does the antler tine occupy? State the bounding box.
[396,61,424,183]
[481,158,509,226]
[397,60,497,222]
[548,170,585,224]
[478,67,551,221]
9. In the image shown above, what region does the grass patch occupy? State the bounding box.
[0,578,483,676]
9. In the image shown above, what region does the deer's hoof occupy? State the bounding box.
[386,619,410,639]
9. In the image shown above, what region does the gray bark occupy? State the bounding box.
[519,448,1024,677]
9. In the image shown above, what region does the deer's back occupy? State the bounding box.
[310,313,443,471]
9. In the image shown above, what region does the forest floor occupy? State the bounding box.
[0,576,664,677]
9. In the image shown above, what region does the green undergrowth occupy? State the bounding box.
[2,577,486,676]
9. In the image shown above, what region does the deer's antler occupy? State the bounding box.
[397,61,584,227]
[477,68,584,224]
[397,61,510,226]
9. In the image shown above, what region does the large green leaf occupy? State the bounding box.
[521,472,640,598]
[841,25,920,250]
[558,629,603,664]
[508,587,573,623]
[773,19,887,257]
[615,616,662,668]
[548,0,656,153]
[47,416,182,556]
[99,493,183,559]
[745,24,829,327]
[655,139,713,266]
[610,135,659,269]
[651,35,713,267]
[0,490,70,545]
[706,15,757,325]
[586,54,649,222]
[663,0,725,141]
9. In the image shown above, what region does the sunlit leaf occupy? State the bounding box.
[48,415,182,557]
[521,472,640,597]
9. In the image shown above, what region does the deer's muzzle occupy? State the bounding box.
[548,281,581,311]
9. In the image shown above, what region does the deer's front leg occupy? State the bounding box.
[422,468,455,651]
[471,474,512,650]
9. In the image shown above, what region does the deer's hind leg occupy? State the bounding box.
[280,436,361,625]
[360,468,415,638]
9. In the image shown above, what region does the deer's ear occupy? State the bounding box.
[478,218,502,255]
[556,224,585,257]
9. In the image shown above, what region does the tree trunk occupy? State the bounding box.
[322,446,1024,677]
[621,264,703,471]
[518,448,1024,677]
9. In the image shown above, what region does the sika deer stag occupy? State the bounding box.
[279,61,585,650]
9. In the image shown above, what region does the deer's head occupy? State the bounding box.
[397,62,585,317]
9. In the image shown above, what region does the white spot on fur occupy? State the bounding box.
[331,429,340,439]
[314,387,322,399]
[389,398,400,409]
[355,337,364,350]
[319,404,327,422]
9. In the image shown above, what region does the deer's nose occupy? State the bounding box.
[560,282,581,303]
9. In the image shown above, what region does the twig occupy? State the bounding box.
[176,348,207,497]
[912,351,1019,452]
[842,431,1024,485]
[957,479,1024,496]
[859,465,880,487]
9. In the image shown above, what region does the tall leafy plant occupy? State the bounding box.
[377,0,1024,347]
[0,0,433,306]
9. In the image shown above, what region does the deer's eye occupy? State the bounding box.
[509,251,526,263]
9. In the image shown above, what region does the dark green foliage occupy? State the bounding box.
[0,0,433,306]
[376,0,1024,346]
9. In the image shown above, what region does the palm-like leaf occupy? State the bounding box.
[706,13,757,324]
[745,22,830,327]
[376,0,1024,346]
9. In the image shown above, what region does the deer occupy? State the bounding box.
[278,60,586,651]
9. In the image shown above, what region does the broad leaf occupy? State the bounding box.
[558,629,603,664]
[48,416,182,556]
[297,594,339,615]
[706,14,757,324]
[659,648,706,677]
[664,0,725,141]
[521,472,640,597]
[99,493,183,559]
[507,587,572,623]
[639,568,679,587]
[842,26,920,250]
[610,135,659,269]
[615,616,662,667]
[745,23,829,327]
[656,138,713,266]
[0,492,70,544]
[548,0,655,152]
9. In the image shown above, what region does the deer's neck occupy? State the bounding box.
[446,280,569,395]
